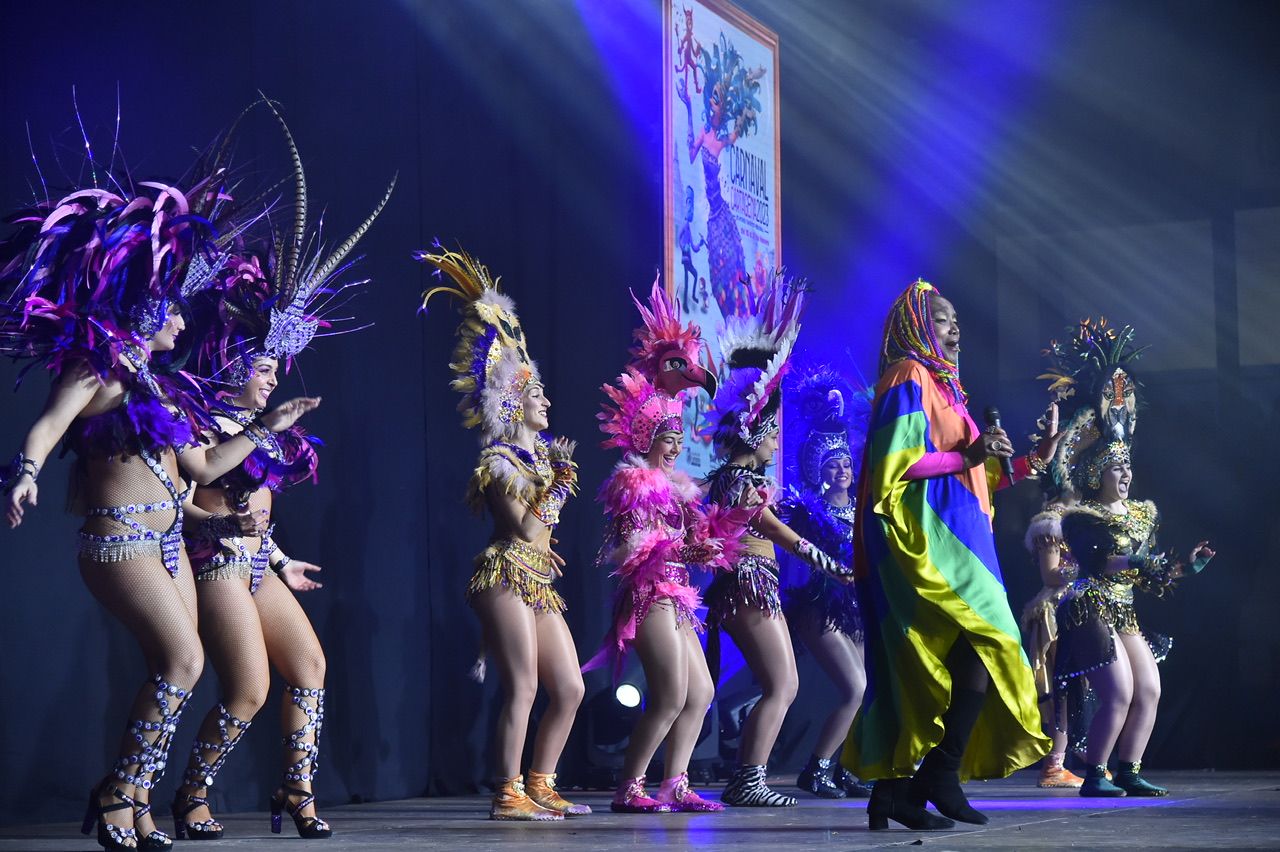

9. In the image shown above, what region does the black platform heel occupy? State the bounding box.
[270,684,333,837]
[81,782,138,852]
[171,702,254,840]
[867,778,955,831]
[906,685,989,825]
[129,799,172,850]
[171,792,223,840]
[271,786,333,838]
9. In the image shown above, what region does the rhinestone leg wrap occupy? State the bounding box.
[113,674,192,791]
[282,685,325,783]
[183,703,254,789]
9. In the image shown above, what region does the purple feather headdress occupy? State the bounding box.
[193,101,395,387]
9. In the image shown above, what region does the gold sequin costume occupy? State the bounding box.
[1054,500,1174,690]
[466,439,577,613]
[417,245,578,615]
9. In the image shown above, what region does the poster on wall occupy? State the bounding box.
[664,0,781,478]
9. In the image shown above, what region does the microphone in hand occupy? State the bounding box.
[984,406,1015,484]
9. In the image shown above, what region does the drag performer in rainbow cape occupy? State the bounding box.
[418,245,588,822]
[842,279,1054,832]
[1045,320,1214,798]
[169,106,394,842]
[700,274,856,808]
[584,279,742,814]
[775,366,874,799]
[1,121,319,852]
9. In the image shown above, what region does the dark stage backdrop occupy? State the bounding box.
[2,0,1278,827]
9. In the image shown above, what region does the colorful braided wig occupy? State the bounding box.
[879,278,965,403]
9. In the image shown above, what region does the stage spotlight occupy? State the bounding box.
[615,683,642,708]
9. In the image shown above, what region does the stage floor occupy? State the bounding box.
[3,770,1277,850]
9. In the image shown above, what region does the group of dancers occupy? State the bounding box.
[1,105,1214,849]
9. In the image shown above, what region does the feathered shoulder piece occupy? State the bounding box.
[464,440,550,516]
[627,275,717,398]
[598,454,702,519]
[1024,505,1067,551]
[417,244,541,443]
[780,486,855,562]
[702,271,805,453]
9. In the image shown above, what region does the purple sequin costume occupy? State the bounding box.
[184,403,319,594]
[780,490,863,641]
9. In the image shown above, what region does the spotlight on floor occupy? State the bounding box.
[615,683,642,708]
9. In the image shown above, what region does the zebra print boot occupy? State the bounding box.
[721,764,798,807]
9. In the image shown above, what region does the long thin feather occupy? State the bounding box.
[309,174,396,288]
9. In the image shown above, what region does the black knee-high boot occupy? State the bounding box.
[908,686,989,825]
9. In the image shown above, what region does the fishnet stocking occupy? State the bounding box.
[175,576,268,827]
[256,572,326,819]
[79,553,203,839]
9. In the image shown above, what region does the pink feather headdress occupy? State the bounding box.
[598,368,684,456]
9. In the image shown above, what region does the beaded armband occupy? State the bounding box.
[4,453,40,492]
[242,423,284,460]
[796,537,854,579]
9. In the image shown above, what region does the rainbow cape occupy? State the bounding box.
[843,359,1049,780]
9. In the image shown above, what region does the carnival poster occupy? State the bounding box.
[664,0,781,477]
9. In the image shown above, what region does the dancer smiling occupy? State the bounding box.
[170,108,394,841]
[1044,320,1214,798]
[419,245,587,821]
[778,367,873,799]
[702,275,855,808]
[586,281,733,813]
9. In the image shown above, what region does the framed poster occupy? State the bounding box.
[664,0,781,477]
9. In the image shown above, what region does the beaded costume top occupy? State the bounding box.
[466,435,578,525]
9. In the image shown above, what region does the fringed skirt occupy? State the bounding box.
[1054,579,1171,694]
[784,572,864,642]
[468,538,567,615]
[583,562,704,677]
[706,553,782,629]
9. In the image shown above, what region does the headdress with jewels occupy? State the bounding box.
[702,272,806,454]
[784,365,872,492]
[598,368,684,456]
[1032,317,1146,495]
[192,103,395,387]
[417,244,542,443]
[626,276,717,398]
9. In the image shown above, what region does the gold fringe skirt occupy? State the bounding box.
[468,538,567,614]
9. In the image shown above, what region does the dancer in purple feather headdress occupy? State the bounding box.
[776,367,874,800]
[1,117,320,851]
[168,105,393,843]
[700,275,856,808]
